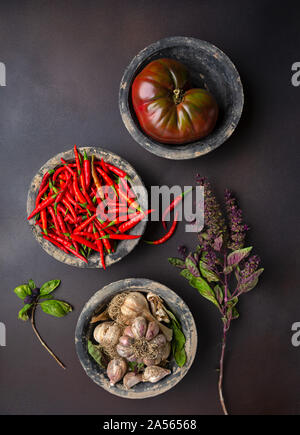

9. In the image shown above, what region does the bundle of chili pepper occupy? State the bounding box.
[28,146,150,269]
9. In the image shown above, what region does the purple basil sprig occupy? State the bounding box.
[168,179,264,415]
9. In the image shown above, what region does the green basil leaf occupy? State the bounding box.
[87,340,107,369]
[40,299,72,317]
[18,304,32,321]
[28,279,36,290]
[189,276,219,308]
[199,260,219,282]
[168,257,185,269]
[174,346,187,367]
[14,284,31,300]
[180,268,194,281]
[40,279,61,296]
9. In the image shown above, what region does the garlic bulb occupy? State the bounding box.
[143,356,161,366]
[120,292,173,342]
[120,292,149,319]
[107,358,127,386]
[142,366,171,383]
[149,333,166,348]
[123,372,143,389]
[116,344,134,359]
[93,321,121,347]
[131,316,147,339]
[119,335,134,347]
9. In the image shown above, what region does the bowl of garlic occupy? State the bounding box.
[75,278,197,398]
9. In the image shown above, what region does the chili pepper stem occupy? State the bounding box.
[30,300,66,369]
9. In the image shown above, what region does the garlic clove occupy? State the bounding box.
[116,344,134,359]
[123,372,143,389]
[145,321,160,341]
[123,326,135,338]
[131,316,147,339]
[160,342,171,361]
[93,322,121,347]
[107,358,127,386]
[142,366,171,383]
[119,335,134,347]
[149,333,166,348]
[143,356,162,366]
[147,292,170,323]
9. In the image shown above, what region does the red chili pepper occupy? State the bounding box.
[61,198,77,222]
[60,158,75,176]
[104,162,128,179]
[100,158,109,173]
[70,234,99,252]
[83,150,91,189]
[73,213,97,233]
[93,225,106,269]
[53,166,68,183]
[98,228,111,253]
[74,145,81,175]
[91,155,105,200]
[42,234,70,254]
[73,173,86,204]
[56,209,68,234]
[96,167,117,196]
[162,187,193,229]
[114,181,139,211]
[27,193,58,220]
[40,209,48,235]
[145,212,179,245]
[37,169,54,195]
[48,206,61,234]
[118,209,154,233]
[98,234,141,240]
[35,181,49,207]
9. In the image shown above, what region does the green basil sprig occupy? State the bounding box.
[13,278,72,369]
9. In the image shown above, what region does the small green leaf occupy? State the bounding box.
[174,346,187,367]
[40,279,61,296]
[18,304,32,321]
[40,299,72,317]
[14,284,31,300]
[166,310,187,367]
[214,284,223,304]
[87,340,108,369]
[168,257,185,269]
[180,268,194,281]
[199,260,219,282]
[28,279,36,290]
[189,276,219,308]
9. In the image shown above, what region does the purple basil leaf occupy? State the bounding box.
[227,246,252,270]
[185,254,200,277]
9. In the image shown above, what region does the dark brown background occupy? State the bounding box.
[0,0,299,415]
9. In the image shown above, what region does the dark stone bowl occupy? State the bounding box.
[75,278,198,399]
[27,147,148,268]
[119,36,244,160]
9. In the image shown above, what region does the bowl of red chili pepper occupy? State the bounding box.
[27,146,149,268]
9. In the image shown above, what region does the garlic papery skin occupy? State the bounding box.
[123,372,143,389]
[131,316,147,339]
[145,321,160,341]
[107,358,127,386]
[160,342,171,361]
[120,292,149,319]
[142,366,171,383]
[93,321,121,347]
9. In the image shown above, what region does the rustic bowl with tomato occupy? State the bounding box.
[119,37,244,160]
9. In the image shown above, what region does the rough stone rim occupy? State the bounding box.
[75,278,198,399]
[119,36,244,160]
[27,147,148,268]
